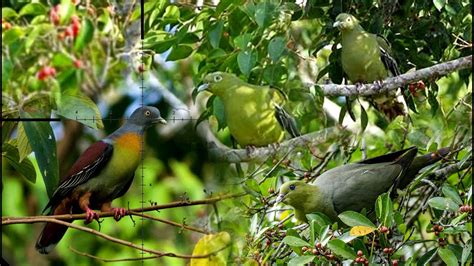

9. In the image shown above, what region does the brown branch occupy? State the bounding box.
[128,211,209,234]
[2,193,244,223]
[69,246,159,262]
[315,55,472,96]
[207,127,348,163]
[3,217,226,259]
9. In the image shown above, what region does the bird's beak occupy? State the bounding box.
[155,117,167,125]
[197,83,209,93]
[333,21,341,28]
[275,193,286,205]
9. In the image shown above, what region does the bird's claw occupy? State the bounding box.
[85,208,99,224]
[111,207,127,221]
[246,145,257,155]
[373,80,383,89]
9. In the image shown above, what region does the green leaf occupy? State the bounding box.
[208,21,224,49]
[376,193,393,227]
[20,112,58,198]
[360,104,368,132]
[338,211,376,228]
[2,57,13,89]
[338,104,347,124]
[19,3,46,16]
[433,0,447,11]
[163,5,180,22]
[438,248,458,266]
[428,197,459,212]
[17,123,32,162]
[442,184,463,205]
[417,248,438,266]
[52,53,74,68]
[237,50,256,76]
[74,18,95,52]
[282,236,310,247]
[167,45,193,61]
[59,0,75,24]
[327,239,356,259]
[2,7,18,18]
[268,36,286,62]
[2,142,36,183]
[234,33,252,50]
[254,2,276,28]
[2,27,25,45]
[288,255,315,266]
[55,90,103,129]
[461,242,471,265]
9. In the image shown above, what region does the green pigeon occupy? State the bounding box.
[333,13,406,120]
[197,72,300,147]
[276,147,449,222]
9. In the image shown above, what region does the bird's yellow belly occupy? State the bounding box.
[225,99,284,147]
[77,134,142,202]
[342,37,387,83]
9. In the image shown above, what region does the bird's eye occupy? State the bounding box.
[289,184,296,190]
[214,75,223,82]
[346,18,351,22]
[144,110,151,116]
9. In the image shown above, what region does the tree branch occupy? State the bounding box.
[2,217,227,259]
[2,193,244,223]
[315,55,472,97]
[207,127,348,163]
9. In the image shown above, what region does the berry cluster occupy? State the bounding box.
[459,205,472,213]
[432,224,444,236]
[354,250,368,265]
[379,225,390,234]
[37,66,57,80]
[408,80,426,95]
[301,243,336,261]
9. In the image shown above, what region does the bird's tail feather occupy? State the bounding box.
[274,104,300,138]
[36,203,70,254]
[398,147,451,189]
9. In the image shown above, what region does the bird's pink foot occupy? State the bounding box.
[355,82,364,89]
[111,207,127,221]
[84,208,99,224]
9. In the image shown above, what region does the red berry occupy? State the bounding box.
[72,23,80,37]
[408,83,416,94]
[49,5,60,25]
[383,247,390,254]
[392,259,399,266]
[315,242,322,249]
[417,80,425,90]
[301,246,308,252]
[432,224,439,231]
[438,226,444,232]
[2,21,12,30]
[73,59,83,69]
[37,66,56,80]
[312,249,319,255]
[357,250,363,257]
[434,231,440,236]
[137,65,146,72]
[65,26,74,37]
[380,226,389,234]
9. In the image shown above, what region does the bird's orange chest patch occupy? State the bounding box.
[115,133,142,153]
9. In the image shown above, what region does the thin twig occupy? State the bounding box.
[2,193,245,224]
[128,211,209,234]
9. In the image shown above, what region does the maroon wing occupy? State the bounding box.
[42,141,113,213]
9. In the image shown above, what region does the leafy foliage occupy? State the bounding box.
[2,0,472,265]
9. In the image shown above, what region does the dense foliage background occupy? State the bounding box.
[2,0,472,265]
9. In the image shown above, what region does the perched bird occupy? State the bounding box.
[197,72,300,147]
[333,13,406,120]
[35,106,167,254]
[276,147,449,222]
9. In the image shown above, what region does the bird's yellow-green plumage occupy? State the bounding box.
[198,72,299,147]
[334,13,388,83]
[333,13,406,119]
[276,147,450,222]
